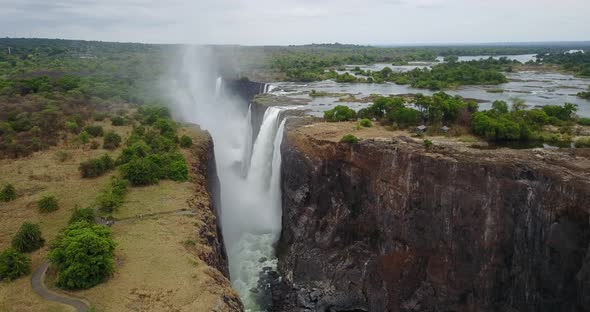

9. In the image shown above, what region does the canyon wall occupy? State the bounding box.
[274,122,590,312]
[188,130,243,311]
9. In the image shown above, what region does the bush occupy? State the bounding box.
[340,134,360,144]
[90,141,100,149]
[65,121,79,134]
[69,207,96,224]
[579,118,590,126]
[38,195,59,213]
[111,116,126,126]
[11,222,45,253]
[84,125,104,137]
[93,112,107,121]
[166,160,189,181]
[96,177,128,213]
[103,131,122,150]
[120,157,160,186]
[424,139,433,148]
[55,151,72,162]
[78,131,90,144]
[0,183,17,202]
[576,137,590,148]
[49,222,116,289]
[0,248,31,281]
[79,154,115,178]
[359,118,373,128]
[180,135,193,148]
[324,105,357,122]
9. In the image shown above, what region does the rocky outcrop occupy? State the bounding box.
[274,122,590,312]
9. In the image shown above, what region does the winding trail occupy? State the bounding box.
[31,260,89,312]
[31,209,196,311]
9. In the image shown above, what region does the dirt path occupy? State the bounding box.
[31,260,89,312]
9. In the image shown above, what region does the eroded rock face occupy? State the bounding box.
[189,131,243,311]
[275,129,590,312]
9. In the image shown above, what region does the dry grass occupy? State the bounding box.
[0,120,237,312]
[79,215,236,312]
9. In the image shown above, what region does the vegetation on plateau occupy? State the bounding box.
[0,248,31,281]
[49,221,116,289]
[325,92,585,145]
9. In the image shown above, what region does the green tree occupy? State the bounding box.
[49,222,116,289]
[0,248,31,281]
[179,135,193,148]
[69,207,97,224]
[120,157,160,186]
[11,222,45,253]
[324,105,357,122]
[103,131,122,150]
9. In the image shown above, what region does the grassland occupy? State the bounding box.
[0,119,239,312]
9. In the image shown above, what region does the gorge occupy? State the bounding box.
[168,48,590,312]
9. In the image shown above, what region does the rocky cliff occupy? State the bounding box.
[274,120,590,312]
[188,129,243,311]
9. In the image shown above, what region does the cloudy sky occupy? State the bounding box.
[0,0,588,45]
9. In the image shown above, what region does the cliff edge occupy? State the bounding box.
[275,120,590,312]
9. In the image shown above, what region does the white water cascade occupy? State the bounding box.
[167,47,286,311]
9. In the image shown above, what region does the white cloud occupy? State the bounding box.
[0,0,588,44]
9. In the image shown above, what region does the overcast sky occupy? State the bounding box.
[0,0,588,45]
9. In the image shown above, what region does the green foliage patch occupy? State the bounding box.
[11,222,45,253]
[0,248,31,281]
[0,183,17,202]
[49,221,116,289]
[38,195,59,213]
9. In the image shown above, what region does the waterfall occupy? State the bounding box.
[168,48,285,311]
[228,106,285,311]
[246,107,281,187]
[215,77,223,97]
[263,83,276,94]
[241,104,253,177]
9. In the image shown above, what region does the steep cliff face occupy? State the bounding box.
[275,122,590,312]
[188,129,243,311]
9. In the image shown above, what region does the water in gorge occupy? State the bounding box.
[167,46,285,311]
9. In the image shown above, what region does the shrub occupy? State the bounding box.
[166,160,189,181]
[69,207,96,224]
[359,118,373,128]
[111,116,126,126]
[0,184,17,202]
[103,131,122,150]
[93,112,107,121]
[78,131,90,144]
[576,137,590,148]
[38,195,59,213]
[11,222,45,253]
[65,121,79,134]
[90,141,100,149]
[55,151,72,162]
[49,222,116,289]
[120,157,160,186]
[79,154,115,178]
[579,118,590,126]
[84,125,104,137]
[96,177,128,213]
[180,135,193,148]
[0,248,31,281]
[324,105,357,122]
[424,139,433,148]
[340,134,360,144]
